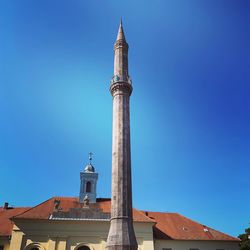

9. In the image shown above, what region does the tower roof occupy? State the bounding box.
[116,19,126,41]
[84,152,95,173]
[84,163,95,173]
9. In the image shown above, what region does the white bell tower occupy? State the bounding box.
[79,153,98,203]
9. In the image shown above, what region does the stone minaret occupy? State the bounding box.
[106,21,138,250]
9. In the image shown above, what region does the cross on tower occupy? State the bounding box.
[88,152,93,164]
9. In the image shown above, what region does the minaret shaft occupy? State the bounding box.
[111,94,132,218]
[114,48,129,80]
[106,22,138,250]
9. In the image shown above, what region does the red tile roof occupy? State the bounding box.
[0,207,30,236]
[143,211,240,241]
[1,198,239,242]
[13,197,154,223]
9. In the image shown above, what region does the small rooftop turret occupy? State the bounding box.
[79,153,98,203]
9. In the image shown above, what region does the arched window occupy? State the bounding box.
[86,181,91,193]
[24,243,45,250]
[77,246,90,250]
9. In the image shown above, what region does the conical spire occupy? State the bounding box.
[116,19,126,41]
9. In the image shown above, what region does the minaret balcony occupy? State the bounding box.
[110,75,132,85]
[110,81,133,97]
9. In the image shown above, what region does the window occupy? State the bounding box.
[24,243,42,250]
[86,181,91,193]
[77,246,90,250]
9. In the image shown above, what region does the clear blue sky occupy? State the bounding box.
[0,0,249,237]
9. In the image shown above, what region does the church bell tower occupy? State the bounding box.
[106,21,138,250]
[79,153,98,203]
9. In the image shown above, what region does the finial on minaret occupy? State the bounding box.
[112,19,130,85]
[88,152,93,164]
[116,19,126,41]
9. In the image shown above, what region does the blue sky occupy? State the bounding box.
[0,0,249,237]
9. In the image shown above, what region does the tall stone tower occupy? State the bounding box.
[106,21,138,250]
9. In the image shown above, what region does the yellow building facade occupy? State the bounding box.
[9,219,154,250]
[0,195,240,250]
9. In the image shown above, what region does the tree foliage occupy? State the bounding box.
[238,228,250,250]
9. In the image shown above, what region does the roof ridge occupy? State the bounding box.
[12,197,55,219]
[143,210,177,214]
[0,206,31,210]
[0,207,32,215]
[52,196,77,199]
[175,213,240,241]
[0,207,31,218]
[206,224,240,241]
[134,208,156,223]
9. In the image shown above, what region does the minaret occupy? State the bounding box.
[106,21,138,250]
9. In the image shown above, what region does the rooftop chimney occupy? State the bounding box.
[4,202,9,209]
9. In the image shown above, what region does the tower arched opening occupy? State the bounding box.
[86,181,91,193]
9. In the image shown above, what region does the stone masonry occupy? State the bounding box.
[106,21,138,250]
